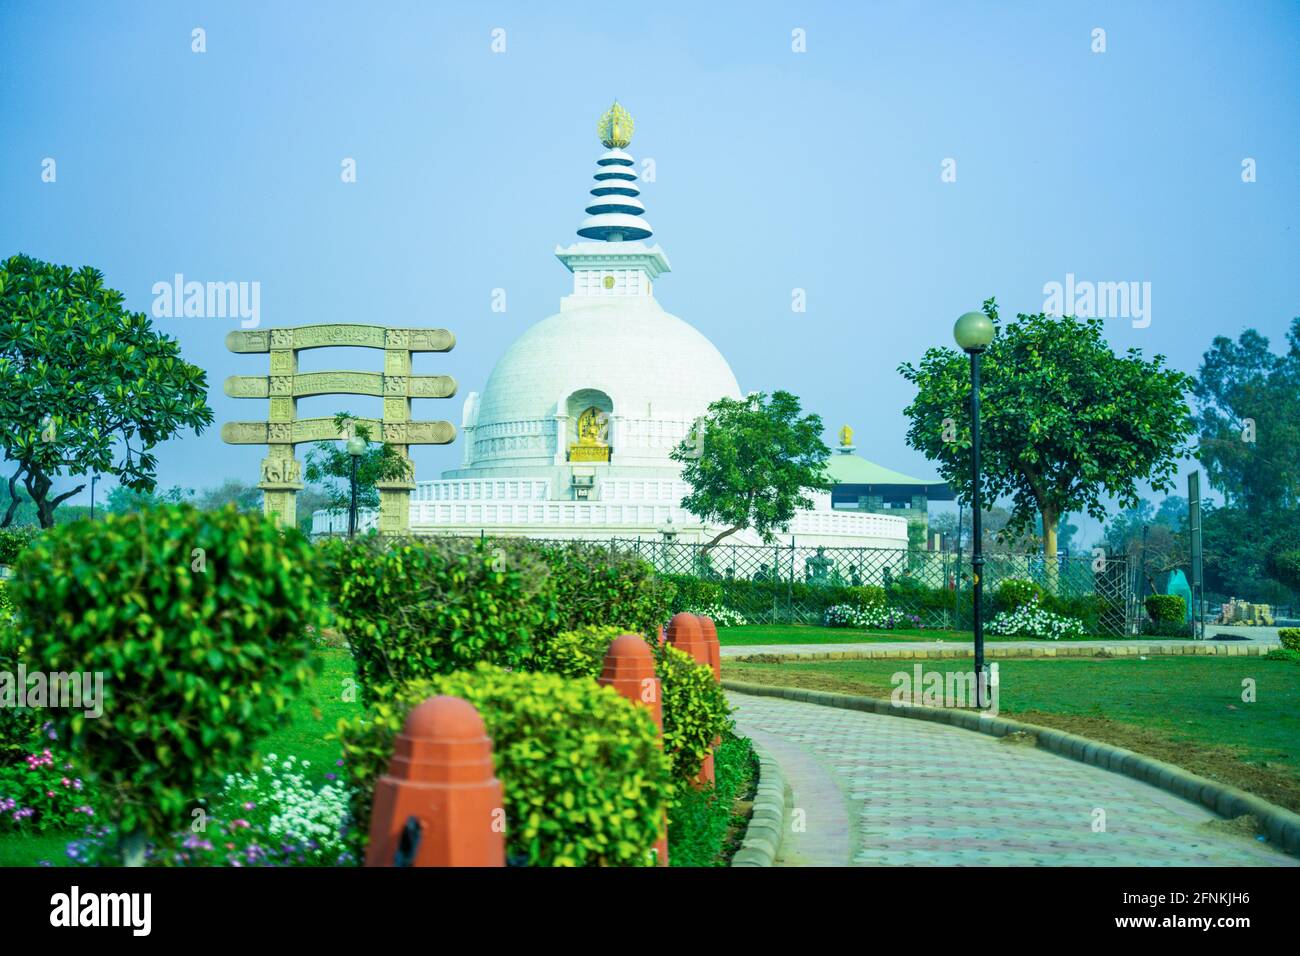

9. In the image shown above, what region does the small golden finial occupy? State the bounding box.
[598,101,635,149]
[840,424,854,447]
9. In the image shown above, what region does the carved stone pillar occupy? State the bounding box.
[261,330,302,528]
[378,331,416,536]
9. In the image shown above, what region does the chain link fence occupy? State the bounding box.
[589,538,1132,636]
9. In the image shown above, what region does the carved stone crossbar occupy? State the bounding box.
[221,322,457,533]
[224,372,457,400]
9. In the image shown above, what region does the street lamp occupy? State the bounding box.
[346,435,366,537]
[954,310,995,707]
[89,474,100,521]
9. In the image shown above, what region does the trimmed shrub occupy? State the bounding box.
[1278,628,1300,652]
[521,624,732,785]
[996,578,1042,612]
[1145,594,1187,624]
[329,535,556,705]
[336,665,672,866]
[529,624,625,680]
[655,643,732,783]
[5,504,322,861]
[518,539,674,639]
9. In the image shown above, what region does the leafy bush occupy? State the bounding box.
[509,539,673,640]
[5,504,322,861]
[1265,647,1300,663]
[0,527,39,566]
[336,665,672,866]
[528,624,626,679]
[328,535,556,705]
[996,578,1042,612]
[986,598,1085,640]
[1145,594,1187,624]
[1278,628,1300,652]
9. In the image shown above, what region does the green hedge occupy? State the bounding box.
[5,504,322,860]
[1278,628,1300,652]
[326,535,557,705]
[508,539,673,643]
[336,665,672,866]
[665,574,723,612]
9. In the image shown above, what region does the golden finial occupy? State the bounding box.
[598,101,634,149]
[840,424,854,447]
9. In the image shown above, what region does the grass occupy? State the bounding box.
[716,623,1164,646]
[0,645,356,867]
[723,654,1300,812]
[667,732,758,867]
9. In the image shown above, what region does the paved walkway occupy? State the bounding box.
[730,692,1296,867]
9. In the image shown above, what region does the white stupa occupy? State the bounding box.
[315,103,907,549]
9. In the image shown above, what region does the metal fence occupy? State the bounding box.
[573,538,1133,636]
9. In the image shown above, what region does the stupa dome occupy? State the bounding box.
[465,297,741,472]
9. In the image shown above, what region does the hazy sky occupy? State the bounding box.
[2,1,1297,545]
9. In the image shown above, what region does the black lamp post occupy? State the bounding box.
[346,435,366,537]
[89,474,99,521]
[954,310,995,707]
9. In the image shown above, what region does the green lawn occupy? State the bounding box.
[724,654,1300,812]
[716,624,1161,646]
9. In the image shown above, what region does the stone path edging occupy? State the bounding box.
[723,680,1300,858]
[728,641,1269,662]
[730,741,792,867]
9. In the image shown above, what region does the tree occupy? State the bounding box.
[0,255,214,527]
[899,298,1195,587]
[104,484,193,514]
[194,479,261,512]
[302,412,410,512]
[670,390,830,551]
[1194,319,1300,515]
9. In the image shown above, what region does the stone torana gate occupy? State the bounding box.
[220,324,456,532]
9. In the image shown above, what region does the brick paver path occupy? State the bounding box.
[730,692,1296,867]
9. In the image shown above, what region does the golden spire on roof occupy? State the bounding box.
[839,424,854,447]
[598,101,634,149]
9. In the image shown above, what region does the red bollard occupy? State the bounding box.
[695,615,723,788]
[364,695,505,867]
[600,634,669,866]
[666,612,709,669]
[696,615,721,682]
[666,613,716,788]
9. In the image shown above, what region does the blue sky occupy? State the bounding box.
[2,0,1297,545]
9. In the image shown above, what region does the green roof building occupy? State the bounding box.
[824,426,953,530]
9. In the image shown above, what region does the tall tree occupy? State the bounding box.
[1194,318,1300,515]
[0,255,214,527]
[670,390,830,552]
[899,298,1195,586]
